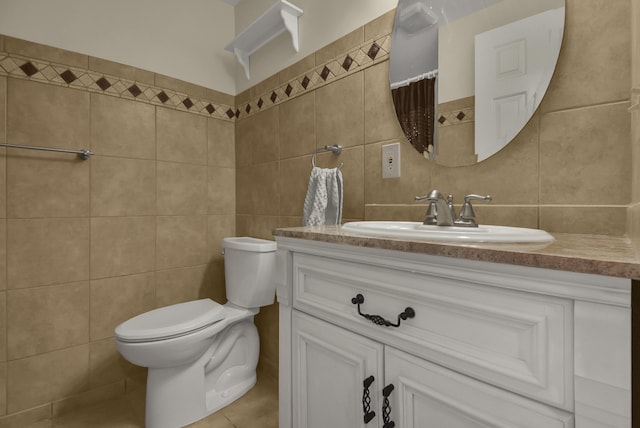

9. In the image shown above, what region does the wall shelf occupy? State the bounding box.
[225,0,303,80]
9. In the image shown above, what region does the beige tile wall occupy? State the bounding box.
[237,0,632,236]
[0,37,236,422]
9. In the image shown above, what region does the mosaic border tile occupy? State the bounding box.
[236,34,391,121]
[0,32,391,122]
[437,107,475,127]
[0,52,237,122]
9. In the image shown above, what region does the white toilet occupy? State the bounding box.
[114,237,277,428]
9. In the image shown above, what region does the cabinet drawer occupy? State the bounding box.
[292,252,573,410]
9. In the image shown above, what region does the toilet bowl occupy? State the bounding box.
[114,237,277,428]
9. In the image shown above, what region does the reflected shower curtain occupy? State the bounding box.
[391,77,436,155]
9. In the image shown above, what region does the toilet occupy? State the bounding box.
[114,237,277,428]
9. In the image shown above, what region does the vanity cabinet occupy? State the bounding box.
[275,237,632,427]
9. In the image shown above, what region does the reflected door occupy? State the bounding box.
[474,8,564,161]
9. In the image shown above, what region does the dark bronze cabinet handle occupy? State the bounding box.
[362,375,376,423]
[351,294,415,328]
[382,383,395,428]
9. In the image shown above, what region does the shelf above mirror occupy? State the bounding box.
[225,0,303,80]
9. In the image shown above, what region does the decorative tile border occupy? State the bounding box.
[437,107,475,127]
[236,33,391,120]
[0,51,237,121]
[0,32,391,122]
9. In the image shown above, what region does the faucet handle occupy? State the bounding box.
[414,193,439,225]
[464,194,492,204]
[415,195,438,225]
[455,194,492,227]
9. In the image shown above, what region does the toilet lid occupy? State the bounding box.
[115,299,225,342]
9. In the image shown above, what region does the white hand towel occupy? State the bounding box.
[302,166,343,226]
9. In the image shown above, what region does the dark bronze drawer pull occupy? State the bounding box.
[351,294,415,328]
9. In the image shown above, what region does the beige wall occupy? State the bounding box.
[237,0,632,237]
[0,0,635,424]
[630,0,640,254]
[0,36,236,423]
[232,0,397,94]
[0,0,237,94]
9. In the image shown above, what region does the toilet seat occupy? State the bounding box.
[115,299,225,343]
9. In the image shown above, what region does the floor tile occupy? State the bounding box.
[50,375,278,428]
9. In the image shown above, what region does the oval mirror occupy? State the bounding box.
[389,0,565,166]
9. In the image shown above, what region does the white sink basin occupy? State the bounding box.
[341,221,555,243]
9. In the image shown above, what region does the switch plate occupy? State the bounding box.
[382,142,401,178]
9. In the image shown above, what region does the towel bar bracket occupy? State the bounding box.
[317,144,342,155]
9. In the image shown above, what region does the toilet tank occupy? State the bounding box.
[222,237,277,308]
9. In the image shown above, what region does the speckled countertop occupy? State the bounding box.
[273,226,640,280]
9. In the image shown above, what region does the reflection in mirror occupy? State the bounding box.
[389,0,565,166]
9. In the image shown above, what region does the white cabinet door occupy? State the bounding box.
[384,347,574,428]
[292,311,384,428]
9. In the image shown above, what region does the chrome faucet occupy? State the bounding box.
[415,191,492,227]
[415,190,455,226]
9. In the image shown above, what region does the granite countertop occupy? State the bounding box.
[273,226,640,280]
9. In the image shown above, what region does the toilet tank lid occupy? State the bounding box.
[223,237,277,252]
[115,299,224,342]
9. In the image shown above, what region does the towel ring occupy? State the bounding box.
[312,144,343,169]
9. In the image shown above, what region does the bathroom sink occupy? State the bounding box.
[340,221,555,243]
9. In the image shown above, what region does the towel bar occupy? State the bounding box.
[0,143,93,160]
[311,144,342,168]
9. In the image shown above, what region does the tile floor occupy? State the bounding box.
[49,375,278,428]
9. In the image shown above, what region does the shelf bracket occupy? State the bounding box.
[281,8,300,52]
[225,0,303,80]
[234,48,251,81]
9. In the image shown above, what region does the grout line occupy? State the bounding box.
[1,77,7,417]
[537,112,542,230]
[87,90,94,385]
[541,98,632,115]
[153,105,158,308]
